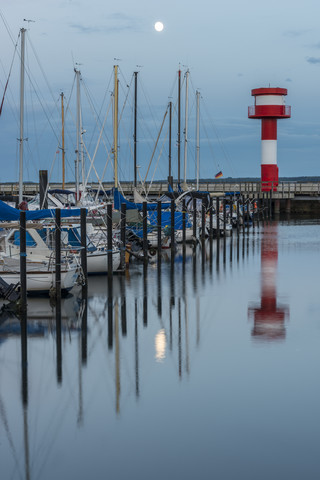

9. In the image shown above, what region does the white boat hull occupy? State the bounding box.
[0,266,79,295]
[87,249,121,274]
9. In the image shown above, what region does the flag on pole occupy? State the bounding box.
[215,171,223,179]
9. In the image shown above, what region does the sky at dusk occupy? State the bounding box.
[1,0,320,186]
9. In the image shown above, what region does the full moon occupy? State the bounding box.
[154,21,164,32]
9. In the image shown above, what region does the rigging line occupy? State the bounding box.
[81,79,113,151]
[167,70,178,101]
[17,33,61,146]
[147,124,169,196]
[0,394,24,480]
[28,36,62,129]
[81,78,105,150]
[82,103,111,192]
[138,76,162,138]
[0,32,19,116]
[0,9,18,46]
[87,68,113,145]
[24,37,61,141]
[144,106,168,183]
[201,100,237,176]
[98,148,112,188]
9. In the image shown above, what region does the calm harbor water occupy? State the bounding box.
[1,218,320,480]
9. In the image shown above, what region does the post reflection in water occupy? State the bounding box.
[107,277,113,350]
[55,297,62,385]
[248,222,289,341]
[6,217,320,480]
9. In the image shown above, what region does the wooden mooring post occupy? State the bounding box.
[107,203,113,277]
[170,199,175,255]
[80,208,87,293]
[142,201,148,263]
[55,208,61,302]
[209,196,213,239]
[193,197,197,240]
[157,200,162,260]
[201,198,206,241]
[19,210,27,312]
[216,197,220,239]
[120,203,126,270]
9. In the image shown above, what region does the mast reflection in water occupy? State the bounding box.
[2,220,320,480]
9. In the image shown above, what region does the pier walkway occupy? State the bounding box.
[1,181,320,199]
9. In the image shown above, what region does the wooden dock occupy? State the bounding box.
[1,180,320,198]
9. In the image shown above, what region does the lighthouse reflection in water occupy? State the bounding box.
[248,222,289,341]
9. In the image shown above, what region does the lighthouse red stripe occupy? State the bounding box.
[261,119,277,140]
[261,164,279,192]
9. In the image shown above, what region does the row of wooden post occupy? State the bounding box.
[18,192,274,310]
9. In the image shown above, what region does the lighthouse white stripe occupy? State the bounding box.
[256,95,285,106]
[261,140,277,165]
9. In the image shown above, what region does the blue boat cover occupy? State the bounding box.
[148,210,192,230]
[113,188,170,211]
[0,199,84,221]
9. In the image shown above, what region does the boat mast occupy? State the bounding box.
[113,65,119,189]
[196,90,200,191]
[61,92,65,190]
[134,71,138,188]
[183,69,189,190]
[168,101,173,187]
[75,68,81,203]
[19,28,26,205]
[178,69,181,184]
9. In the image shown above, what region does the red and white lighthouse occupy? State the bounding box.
[248,87,291,192]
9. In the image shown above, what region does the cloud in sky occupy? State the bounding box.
[70,13,142,35]
[283,29,312,38]
[306,56,320,64]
